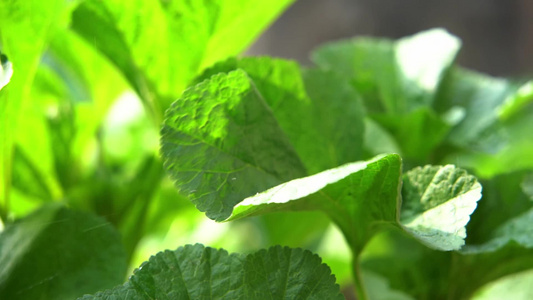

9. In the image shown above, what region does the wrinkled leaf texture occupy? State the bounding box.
[80,244,344,300]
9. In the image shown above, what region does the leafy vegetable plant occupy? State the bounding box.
[1,0,532,299]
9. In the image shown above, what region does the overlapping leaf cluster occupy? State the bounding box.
[1,0,344,299]
[160,29,533,299]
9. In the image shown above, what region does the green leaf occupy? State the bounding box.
[196,56,366,173]
[361,270,415,300]
[360,230,451,299]
[471,269,533,300]
[227,154,401,254]
[371,107,450,162]
[0,0,76,221]
[229,158,481,252]
[11,146,54,201]
[312,28,460,114]
[44,28,130,168]
[161,69,307,221]
[361,208,533,299]
[0,204,127,300]
[71,0,295,115]
[435,68,517,152]
[523,173,533,201]
[464,207,533,253]
[400,165,482,251]
[466,171,533,244]
[80,244,344,300]
[311,29,458,162]
[497,80,533,121]
[302,68,366,171]
[436,69,533,178]
[362,118,402,157]
[443,208,533,299]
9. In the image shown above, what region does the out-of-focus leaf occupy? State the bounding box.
[435,69,514,152]
[361,270,415,300]
[445,208,533,299]
[312,28,460,114]
[13,66,63,202]
[466,172,533,245]
[11,146,53,201]
[196,56,366,174]
[523,173,533,201]
[259,211,330,249]
[0,204,127,300]
[464,207,533,253]
[0,0,76,220]
[498,80,533,121]
[311,29,459,162]
[45,29,130,172]
[360,229,451,299]
[71,0,296,116]
[437,69,533,178]
[471,269,533,300]
[8,27,131,218]
[372,108,449,163]
[361,209,533,300]
[362,118,402,158]
[80,244,344,300]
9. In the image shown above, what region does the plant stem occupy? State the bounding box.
[352,257,369,300]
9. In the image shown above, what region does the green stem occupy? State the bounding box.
[353,257,369,300]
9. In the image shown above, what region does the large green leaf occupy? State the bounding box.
[311,29,459,162]
[226,154,401,252]
[195,56,366,174]
[80,244,344,300]
[0,204,127,300]
[161,69,307,221]
[71,0,295,116]
[435,69,525,151]
[312,28,460,114]
[0,0,76,221]
[436,69,533,178]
